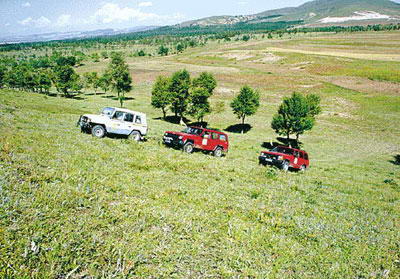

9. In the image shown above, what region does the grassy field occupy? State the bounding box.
[1,31,400,278]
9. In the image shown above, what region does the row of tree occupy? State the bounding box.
[151,70,321,142]
[0,52,133,107]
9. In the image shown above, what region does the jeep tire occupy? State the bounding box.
[92,125,106,138]
[213,147,223,157]
[300,165,307,172]
[183,142,194,153]
[129,131,141,142]
[281,160,289,172]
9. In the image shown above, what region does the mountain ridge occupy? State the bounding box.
[179,0,400,27]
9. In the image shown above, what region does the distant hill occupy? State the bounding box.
[179,0,400,27]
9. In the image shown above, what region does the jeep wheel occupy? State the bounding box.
[92,125,106,138]
[213,147,223,157]
[281,161,289,172]
[129,131,141,142]
[300,165,307,172]
[183,142,194,153]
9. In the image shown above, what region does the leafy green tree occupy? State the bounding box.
[83,72,100,93]
[271,92,321,143]
[107,52,132,107]
[0,65,6,88]
[231,85,260,126]
[192,72,217,95]
[55,56,77,67]
[53,65,80,97]
[176,43,184,53]
[189,72,217,122]
[242,35,250,41]
[37,69,52,94]
[158,45,169,56]
[169,69,191,120]
[99,72,112,94]
[137,50,146,57]
[189,87,211,122]
[151,76,172,119]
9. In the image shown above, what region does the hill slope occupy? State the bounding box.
[180,0,400,27]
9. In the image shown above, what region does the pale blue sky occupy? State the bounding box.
[0,0,313,36]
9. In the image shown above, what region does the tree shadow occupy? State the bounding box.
[84,92,106,96]
[276,137,301,149]
[224,124,252,134]
[45,92,85,100]
[188,121,208,128]
[261,141,281,149]
[161,115,191,125]
[389,154,400,166]
[101,95,135,101]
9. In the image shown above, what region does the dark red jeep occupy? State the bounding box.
[259,146,309,171]
[163,127,229,157]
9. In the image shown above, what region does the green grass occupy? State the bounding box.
[1,31,400,278]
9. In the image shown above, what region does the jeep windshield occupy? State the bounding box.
[102,107,115,118]
[182,127,203,135]
[271,147,294,155]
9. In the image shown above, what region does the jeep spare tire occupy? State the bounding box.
[183,142,194,153]
[129,131,141,142]
[213,147,223,157]
[92,125,106,138]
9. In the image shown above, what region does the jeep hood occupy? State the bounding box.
[82,114,109,122]
[165,131,189,137]
[261,151,288,157]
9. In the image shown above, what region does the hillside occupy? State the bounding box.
[180,0,400,27]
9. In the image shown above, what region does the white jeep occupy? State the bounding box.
[78,107,148,141]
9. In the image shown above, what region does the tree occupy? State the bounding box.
[36,69,52,94]
[189,72,217,122]
[242,35,250,41]
[169,69,191,121]
[52,65,80,97]
[230,85,260,127]
[158,45,169,56]
[0,65,6,88]
[99,72,112,94]
[176,43,184,53]
[83,72,100,93]
[189,87,211,123]
[151,76,171,119]
[271,92,321,144]
[192,72,217,95]
[107,52,132,107]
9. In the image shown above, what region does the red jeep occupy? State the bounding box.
[259,146,309,171]
[163,127,229,157]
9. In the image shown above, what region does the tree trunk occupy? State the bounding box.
[162,108,166,119]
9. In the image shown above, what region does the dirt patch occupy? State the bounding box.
[253,52,282,63]
[323,76,400,96]
[220,51,255,61]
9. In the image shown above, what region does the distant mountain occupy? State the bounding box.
[179,0,400,27]
[0,26,158,44]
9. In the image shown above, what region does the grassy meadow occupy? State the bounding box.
[1,31,400,278]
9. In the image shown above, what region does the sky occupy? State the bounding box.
[0,0,314,36]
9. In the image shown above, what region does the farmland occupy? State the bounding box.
[1,31,400,278]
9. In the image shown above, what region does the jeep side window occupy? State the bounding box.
[294,151,299,158]
[135,115,142,124]
[299,152,304,159]
[304,153,309,160]
[124,113,134,122]
[113,111,124,120]
[220,134,226,141]
[203,132,210,138]
[212,133,219,140]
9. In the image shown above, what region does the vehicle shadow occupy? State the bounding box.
[224,124,252,134]
[389,154,400,166]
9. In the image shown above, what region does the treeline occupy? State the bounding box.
[295,23,400,34]
[0,52,132,106]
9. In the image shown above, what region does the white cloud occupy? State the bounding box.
[19,16,51,28]
[56,14,72,27]
[92,3,184,24]
[238,1,248,5]
[138,2,153,7]
[22,2,31,7]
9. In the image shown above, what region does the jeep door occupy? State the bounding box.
[108,111,125,134]
[207,132,220,151]
[200,131,212,150]
[120,113,135,135]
